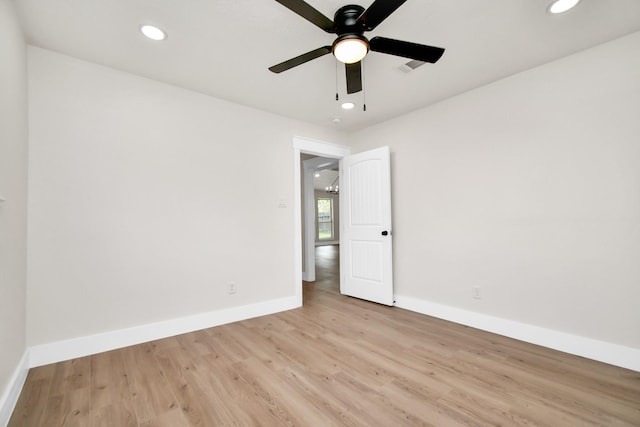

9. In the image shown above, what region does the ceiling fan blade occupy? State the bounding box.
[357,0,407,31]
[370,37,445,63]
[269,46,332,73]
[345,61,362,94]
[274,0,335,33]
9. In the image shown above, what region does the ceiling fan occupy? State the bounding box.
[269,0,445,94]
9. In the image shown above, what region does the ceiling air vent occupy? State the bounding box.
[399,59,426,73]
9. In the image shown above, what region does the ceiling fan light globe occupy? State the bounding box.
[333,37,369,64]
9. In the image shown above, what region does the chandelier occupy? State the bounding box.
[325,176,339,194]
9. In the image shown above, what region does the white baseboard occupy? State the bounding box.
[29,296,300,368]
[394,295,640,372]
[0,350,30,427]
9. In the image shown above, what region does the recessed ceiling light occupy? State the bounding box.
[331,117,342,124]
[341,102,355,110]
[547,0,581,14]
[140,25,167,41]
[314,172,320,178]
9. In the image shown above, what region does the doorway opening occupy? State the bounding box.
[303,157,341,302]
[303,245,341,302]
[292,137,351,307]
[293,137,394,307]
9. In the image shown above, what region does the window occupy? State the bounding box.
[317,198,334,240]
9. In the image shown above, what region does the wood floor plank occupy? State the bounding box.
[120,343,179,424]
[240,313,296,334]
[266,328,344,379]
[203,324,254,363]
[138,407,190,427]
[331,370,438,427]
[9,245,640,426]
[152,335,250,426]
[92,404,137,427]
[29,358,92,427]
[7,363,57,427]
[173,330,219,359]
[279,364,370,427]
[215,322,297,372]
[197,353,285,426]
[233,356,334,426]
[7,376,52,427]
[90,350,137,427]
[42,387,91,427]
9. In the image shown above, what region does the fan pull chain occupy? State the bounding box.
[335,60,339,101]
[363,59,367,112]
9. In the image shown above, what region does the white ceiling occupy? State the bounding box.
[314,169,340,192]
[15,0,640,131]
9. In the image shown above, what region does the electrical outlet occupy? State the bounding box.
[472,286,481,300]
[228,282,237,294]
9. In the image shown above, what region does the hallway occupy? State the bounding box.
[303,244,340,301]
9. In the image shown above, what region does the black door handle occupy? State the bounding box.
[381,231,388,236]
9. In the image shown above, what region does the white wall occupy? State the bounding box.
[27,47,345,347]
[350,32,640,350]
[0,0,28,419]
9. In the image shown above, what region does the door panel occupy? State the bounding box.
[351,240,384,282]
[340,146,393,306]
[349,159,382,225]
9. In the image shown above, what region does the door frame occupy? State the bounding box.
[293,136,351,306]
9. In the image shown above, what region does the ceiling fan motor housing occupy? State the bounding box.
[334,5,366,35]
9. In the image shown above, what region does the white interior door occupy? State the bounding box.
[340,146,393,306]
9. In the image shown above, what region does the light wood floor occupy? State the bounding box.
[10,245,640,426]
